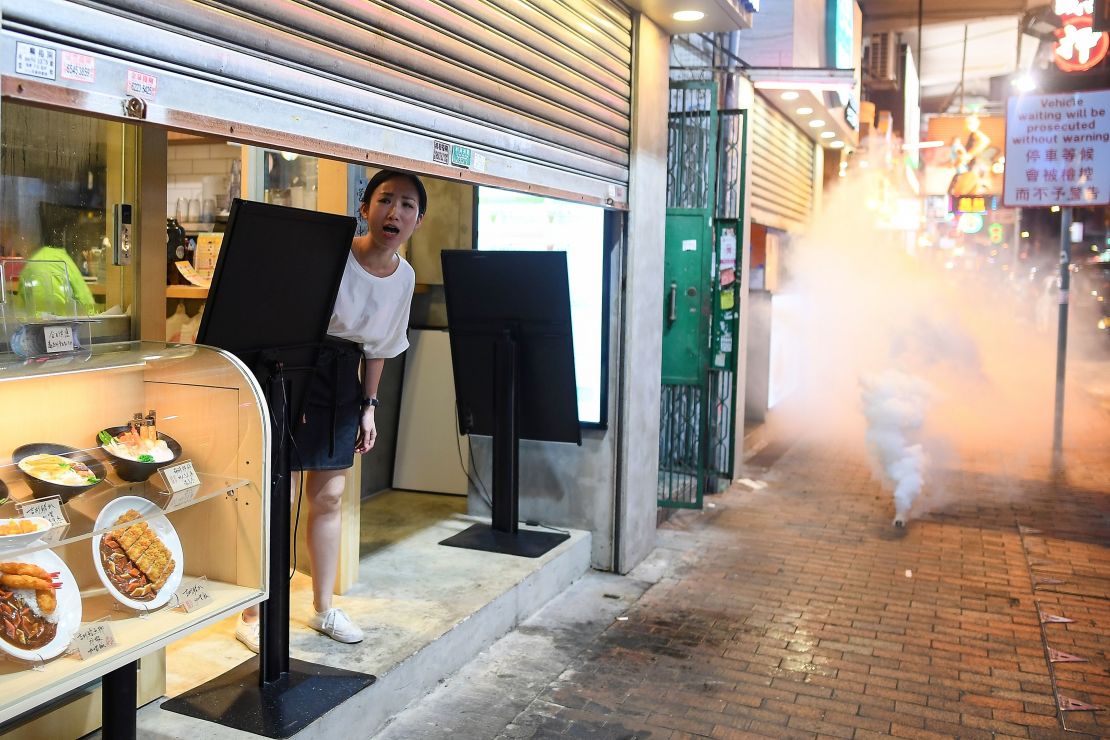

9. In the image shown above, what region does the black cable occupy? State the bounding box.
[277,367,306,582]
[454,405,493,511]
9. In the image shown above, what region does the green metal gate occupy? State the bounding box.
[658,90,746,508]
[659,81,716,508]
[707,110,746,486]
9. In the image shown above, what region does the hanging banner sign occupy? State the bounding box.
[1003,89,1110,208]
[1054,0,1110,72]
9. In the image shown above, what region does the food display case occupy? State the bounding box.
[0,340,269,725]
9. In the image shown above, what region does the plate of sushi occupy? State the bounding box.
[92,496,183,611]
[0,549,81,662]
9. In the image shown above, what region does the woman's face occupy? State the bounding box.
[361,177,424,250]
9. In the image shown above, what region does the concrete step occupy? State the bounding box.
[135,493,591,739]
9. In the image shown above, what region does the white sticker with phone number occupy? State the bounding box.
[15,43,56,80]
[60,51,95,83]
[126,69,157,100]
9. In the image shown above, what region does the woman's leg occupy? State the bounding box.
[305,467,347,613]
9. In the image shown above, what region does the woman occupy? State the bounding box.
[237,169,426,650]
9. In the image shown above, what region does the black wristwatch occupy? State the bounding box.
[360,396,379,410]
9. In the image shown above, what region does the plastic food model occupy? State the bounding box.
[0,520,45,536]
[99,510,177,602]
[0,562,61,650]
[17,454,99,487]
[99,411,174,464]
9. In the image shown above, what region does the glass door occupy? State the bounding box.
[1,102,139,344]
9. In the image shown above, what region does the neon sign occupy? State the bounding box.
[1054,0,1110,72]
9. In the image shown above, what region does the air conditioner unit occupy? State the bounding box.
[864,32,898,83]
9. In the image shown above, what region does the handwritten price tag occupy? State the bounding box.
[16,497,67,528]
[43,325,75,353]
[72,623,116,660]
[177,578,212,613]
[159,460,200,494]
[165,486,198,512]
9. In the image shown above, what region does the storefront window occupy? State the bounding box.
[476,187,610,427]
[251,149,318,209]
[1,103,137,339]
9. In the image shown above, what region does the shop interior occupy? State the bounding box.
[0,101,607,736]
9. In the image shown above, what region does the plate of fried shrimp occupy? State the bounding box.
[0,550,81,661]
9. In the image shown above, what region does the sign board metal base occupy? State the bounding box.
[161,656,375,738]
[440,523,569,558]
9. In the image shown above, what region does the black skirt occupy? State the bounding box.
[290,337,364,471]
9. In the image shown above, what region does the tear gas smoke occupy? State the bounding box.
[859,370,929,526]
[769,146,1102,524]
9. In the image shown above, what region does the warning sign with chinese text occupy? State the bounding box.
[1003,89,1110,207]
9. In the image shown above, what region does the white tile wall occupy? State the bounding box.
[167,142,241,217]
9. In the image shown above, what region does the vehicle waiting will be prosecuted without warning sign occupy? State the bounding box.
[1003,89,1110,208]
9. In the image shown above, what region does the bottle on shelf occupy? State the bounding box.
[167,218,187,285]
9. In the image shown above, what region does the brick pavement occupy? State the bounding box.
[494,428,1110,739]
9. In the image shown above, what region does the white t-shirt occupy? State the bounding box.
[327,250,415,359]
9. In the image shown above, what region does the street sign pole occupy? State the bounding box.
[1051,207,1072,469]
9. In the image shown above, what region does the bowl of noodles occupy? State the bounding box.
[12,443,107,500]
[96,426,182,483]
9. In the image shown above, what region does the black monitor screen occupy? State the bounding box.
[197,199,354,356]
[442,250,580,445]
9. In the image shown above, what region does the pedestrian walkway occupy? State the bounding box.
[379,411,1110,739]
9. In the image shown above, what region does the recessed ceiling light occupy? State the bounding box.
[796,107,814,115]
[673,10,705,21]
[808,119,826,128]
[829,140,845,148]
[781,91,800,101]
[820,131,836,138]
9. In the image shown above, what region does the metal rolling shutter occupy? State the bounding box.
[749,95,816,229]
[1,0,632,206]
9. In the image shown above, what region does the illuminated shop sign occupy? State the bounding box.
[954,196,988,213]
[1054,0,1110,72]
[827,0,854,110]
[958,213,985,234]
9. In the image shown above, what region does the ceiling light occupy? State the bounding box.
[820,131,836,139]
[780,91,800,101]
[672,10,705,21]
[808,119,826,128]
[830,140,845,149]
[1010,75,1037,92]
[796,107,814,115]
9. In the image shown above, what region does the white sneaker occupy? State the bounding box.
[235,615,259,653]
[309,607,364,644]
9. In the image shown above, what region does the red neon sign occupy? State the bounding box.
[1055,2,1110,72]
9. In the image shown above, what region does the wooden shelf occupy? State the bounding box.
[166,285,208,299]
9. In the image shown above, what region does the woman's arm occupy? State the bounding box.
[355,357,385,453]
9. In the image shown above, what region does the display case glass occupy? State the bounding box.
[0,340,269,723]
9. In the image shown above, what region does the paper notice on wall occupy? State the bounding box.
[720,229,737,261]
[682,239,697,252]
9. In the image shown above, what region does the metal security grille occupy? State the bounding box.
[657,383,705,508]
[667,85,715,209]
[750,95,816,228]
[717,111,744,220]
[2,0,632,205]
[660,80,716,510]
[707,369,734,482]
